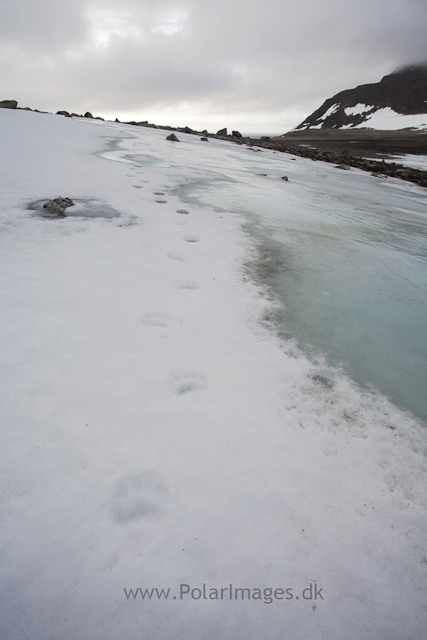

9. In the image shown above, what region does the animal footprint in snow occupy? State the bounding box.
[167,252,186,261]
[175,280,199,290]
[170,370,207,395]
[111,470,168,524]
[184,236,200,243]
[140,311,176,327]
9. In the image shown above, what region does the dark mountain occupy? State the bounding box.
[294,65,427,131]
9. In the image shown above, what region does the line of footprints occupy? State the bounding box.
[128,167,205,386]
[111,169,210,525]
[126,169,205,395]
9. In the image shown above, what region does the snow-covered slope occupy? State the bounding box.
[1,109,426,640]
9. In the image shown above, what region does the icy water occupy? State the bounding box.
[172,146,427,423]
[106,131,427,423]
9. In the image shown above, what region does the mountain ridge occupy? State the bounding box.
[294,65,427,131]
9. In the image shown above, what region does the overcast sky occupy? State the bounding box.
[1,0,426,133]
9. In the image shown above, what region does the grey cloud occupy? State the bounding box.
[0,0,426,130]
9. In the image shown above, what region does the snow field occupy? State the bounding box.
[0,109,426,639]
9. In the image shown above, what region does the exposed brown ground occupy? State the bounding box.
[274,128,427,159]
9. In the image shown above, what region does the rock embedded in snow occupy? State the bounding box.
[281,176,289,181]
[166,133,180,141]
[84,111,93,118]
[216,127,227,136]
[232,130,242,137]
[0,99,18,109]
[57,110,71,117]
[200,137,209,141]
[42,197,75,215]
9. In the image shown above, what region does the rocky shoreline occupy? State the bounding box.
[2,99,427,188]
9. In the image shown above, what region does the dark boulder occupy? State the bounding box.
[0,100,18,109]
[42,197,75,215]
[166,133,180,141]
[57,110,71,117]
[200,137,209,141]
[281,176,289,181]
[232,130,242,137]
[340,149,353,162]
[216,128,227,136]
[84,112,93,118]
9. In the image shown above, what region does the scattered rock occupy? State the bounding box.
[57,110,71,117]
[115,118,121,122]
[340,149,353,162]
[95,116,104,120]
[42,197,75,215]
[166,133,180,141]
[200,137,209,141]
[232,130,242,137]
[216,128,227,136]
[0,100,18,109]
[281,176,289,181]
[84,112,93,118]
[71,113,81,117]
[183,126,193,133]
[260,136,271,141]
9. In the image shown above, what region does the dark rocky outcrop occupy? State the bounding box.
[166,133,180,141]
[216,128,227,136]
[200,137,209,141]
[232,130,242,137]
[84,112,93,118]
[57,110,71,117]
[294,65,427,131]
[0,100,18,109]
[43,197,75,215]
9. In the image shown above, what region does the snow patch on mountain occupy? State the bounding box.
[344,103,373,116]
[344,107,427,130]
